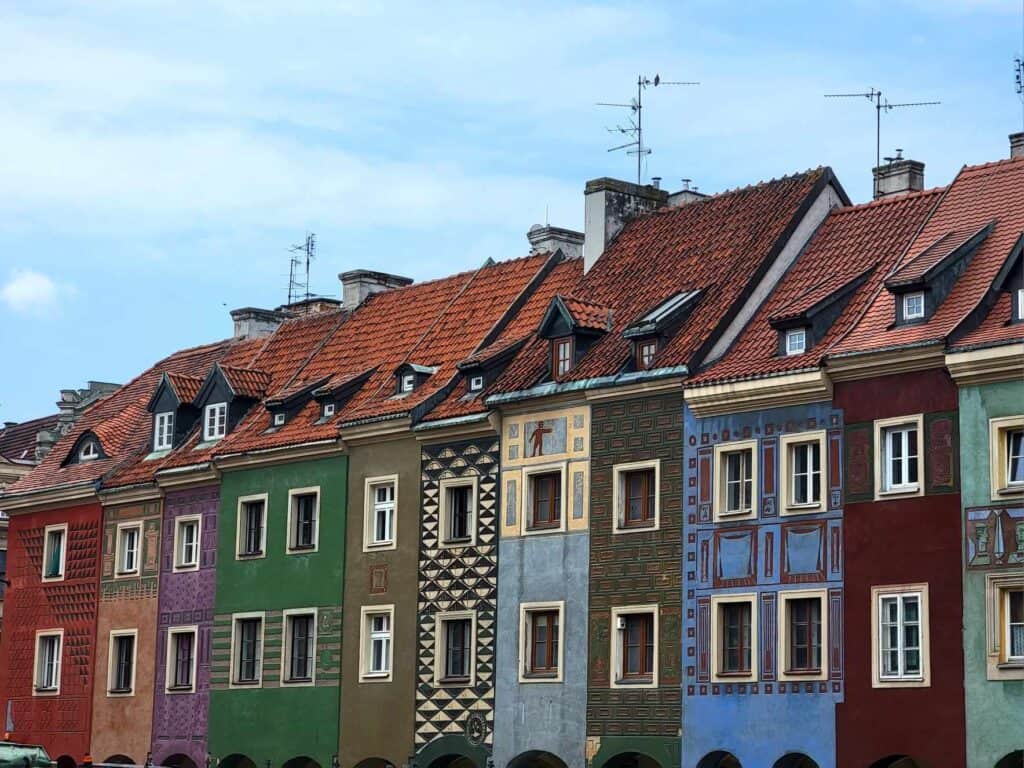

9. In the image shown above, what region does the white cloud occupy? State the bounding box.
[1,269,60,314]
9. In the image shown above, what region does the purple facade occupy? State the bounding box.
[151,485,219,768]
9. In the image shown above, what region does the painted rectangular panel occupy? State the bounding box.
[925,411,959,494]
[761,591,776,682]
[714,528,757,588]
[828,429,843,510]
[844,423,873,502]
[781,521,826,584]
[763,438,778,519]
[698,448,713,522]
[829,588,843,680]
[697,597,711,682]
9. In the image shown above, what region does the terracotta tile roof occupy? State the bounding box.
[950,292,1024,350]
[885,224,988,287]
[165,373,204,404]
[691,188,944,385]
[220,365,272,399]
[558,295,613,332]
[0,414,59,465]
[831,156,1024,357]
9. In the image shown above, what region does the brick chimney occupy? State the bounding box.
[527,225,584,259]
[583,178,668,273]
[339,270,413,311]
[872,150,925,199]
[1011,132,1024,160]
[230,307,287,339]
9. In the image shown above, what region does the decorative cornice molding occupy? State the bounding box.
[825,343,945,382]
[584,377,684,402]
[339,417,412,446]
[684,369,832,418]
[414,413,498,443]
[214,439,344,470]
[0,483,98,514]
[155,464,220,490]
[98,484,163,505]
[945,343,1024,386]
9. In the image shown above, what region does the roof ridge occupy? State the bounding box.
[830,186,946,215]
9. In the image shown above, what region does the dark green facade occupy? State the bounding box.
[209,454,348,768]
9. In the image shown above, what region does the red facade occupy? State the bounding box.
[834,369,965,768]
[0,501,102,761]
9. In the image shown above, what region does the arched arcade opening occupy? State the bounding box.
[162,755,199,768]
[868,757,922,768]
[506,751,570,768]
[696,752,741,768]
[772,755,819,768]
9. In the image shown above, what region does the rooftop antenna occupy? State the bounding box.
[824,87,940,170]
[598,74,699,185]
[1018,0,1024,129]
[287,232,316,305]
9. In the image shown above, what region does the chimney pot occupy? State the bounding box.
[230,307,287,340]
[872,156,925,199]
[1010,132,1024,160]
[339,270,413,311]
[651,176,662,189]
[583,177,668,273]
[526,224,584,259]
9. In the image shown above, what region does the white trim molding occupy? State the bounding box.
[611,459,661,534]
[518,600,565,684]
[873,414,925,501]
[870,582,931,688]
[609,604,660,689]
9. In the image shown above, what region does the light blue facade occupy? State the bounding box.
[681,402,845,768]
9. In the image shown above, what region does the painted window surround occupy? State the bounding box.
[985,572,1024,681]
[609,604,660,689]
[521,462,568,535]
[173,514,202,572]
[776,588,829,682]
[438,475,479,548]
[363,475,399,552]
[778,430,828,515]
[114,520,143,578]
[165,625,198,694]
[280,607,318,687]
[41,523,68,583]
[433,609,477,687]
[286,486,321,554]
[710,593,758,683]
[518,600,565,683]
[712,439,759,522]
[107,628,138,697]
[229,611,266,689]
[235,493,269,560]
[873,414,925,500]
[989,415,1024,500]
[359,604,395,683]
[32,628,64,696]
[870,583,931,688]
[611,459,661,534]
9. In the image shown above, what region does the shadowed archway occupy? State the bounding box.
[772,755,818,768]
[507,751,569,768]
[218,755,258,768]
[352,759,394,768]
[596,751,667,768]
[103,756,134,766]
[696,753,741,768]
[868,757,921,768]
[56,756,78,768]
[995,751,1023,768]
[282,758,321,768]
[162,755,199,768]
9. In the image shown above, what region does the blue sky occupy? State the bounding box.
[1,0,1022,422]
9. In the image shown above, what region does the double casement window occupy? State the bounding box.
[637,340,657,370]
[203,402,227,441]
[872,584,930,687]
[360,606,394,681]
[990,417,1024,497]
[777,590,828,680]
[33,631,63,694]
[154,411,174,450]
[439,478,476,547]
[902,291,925,321]
[779,431,827,513]
[711,594,757,681]
[174,516,201,570]
[232,615,264,686]
[166,627,197,692]
[108,630,137,695]
[237,496,267,558]
[613,462,660,532]
[611,606,658,687]
[875,416,923,497]
[529,471,562,530]
[42,524,67,581]
[713,441,758,520]
[435,612,475,685]
[520,605,562,681]
[553,337,574,378]
[288,489,319,552]
[785,328,807,356]
[116,523,142,575]
[1005,588,1024,664]
[283,610,316,684]
[985,574,1024,679]
[365,478,397,550]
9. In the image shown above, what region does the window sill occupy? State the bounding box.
[360,673,392,682]
[439,676,472,686]
[33,686,59,695]
[996,661,1024,670]
[115,570,140,577]
[523,671,559,679]
[107,688,133,696]
[526,522,562,532]
[165,685,194,694]
[173,563,200,572]
[620,521,657,531]
[996,485,1024,497]
[441,537,473,546]
[366,541,395,549]
[232,679,261,687]
[41,575,66,583]
[237,551,264,559]
[288,544,317,552]
[614,676,654,686]
[718,509,754,518]
[783,668,822,677]
[283,677,313,684]
[715,671,753,679]
[783,502,822,514]
[878,485,919,497]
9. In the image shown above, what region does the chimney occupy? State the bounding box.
[872,150,925,199]
[230,307,287,340]
[527,225,584,260]
[584,178,669,273]
[339,270,414,311]
[1011,132,1024,160]
[277,297,343,317]
[668,179,708,207]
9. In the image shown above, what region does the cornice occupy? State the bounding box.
[214,439,345,471]
[825,343,945,382]
[945,343,1024,387]
[584,376,684,402]
[684,369,832,418]
[99,484,163,505]
[155,463,220,490]
[0,483,98,514]
[414,412,499,444]
[339,417,413,446]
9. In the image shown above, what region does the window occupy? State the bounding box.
[611,606,658,688]
[174,515,201,571]
[203,402,227,441]
[166,627,197,692]
[1005,588,1024,665]
[283,610,316,684]
[287,488,319,552]
[637,340,657,370]
[33,631,63,694]
[785,328,807,356]
[116,523,142,575]
[779,431,827,513]
[553,337,574,378]
[529,471,562,530]
[237,495,267,558]
[42,524,67,581]
[872,584,930,687]
[984,574,1024,680]
[401,373,415,393]
[777,590,828,681]
[713,440,758,520]
[360,606,394,681]
[1008,430,1024,487]
[154,411,174,450]
[520,602,563,682]
[435,612,475,685]
[440,478,476,547]
[232,615,264,686]
[323,402,336,418]
[875,416,922,496]
[273,412,286,427]
[108,630,136,695]
[79,440,99,461]
[990,417,1024,497]
[613,461,660,532]
[364,477,397,550]
[1017,287,1024,322]
[711,594,757,682]
[902,291,925,320]
[469,375,484,392]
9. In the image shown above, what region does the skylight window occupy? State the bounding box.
[903,292,925,321]
[785,328,807,356]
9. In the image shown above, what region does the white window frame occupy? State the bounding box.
[236,493,269,560]
[902,291,925,320]
[785,328,807,356]
[610,604,659,689]
[433,610,477,686]
[776,589,828,682]
[281,608,318,686]
[469,375,484,392]
[173,514,202,572]
[438,476,478,548]
[154,411,174,451]
[874,415,924,499]
[989,416,1024,499]
[871,583,930,688]
[272,412,286,427]
[229,611,265,689]
[115,521,143,577]
[33,629,64,696]
[612,459,661,533]
[521,462,568,535]
[1018,287,1024,320]
[985,572,1024,680]
[79,441,99,461]
[710,593,758,683]
[713,440,759,521]
[518,600,565,683]
[400,373,415,393]
[286,486,321,554]
[779,431,827,514]
[363,476,398,551]
[42,523,68,582]
[107,628,138,697]
[203,402,228,442]
[322,402,336,418]
[359,605,395,682]
[165,625,198,694]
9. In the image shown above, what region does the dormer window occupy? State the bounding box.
[785,328,807,356]
[154,412,174,451]
[902,292,925,321]
[469,375,484,392]
[323,402,336,418]
[553,337,574,378]
[273,412,286,427]
[1015,288,1024,323]
[204,402,227,441]
[79,441,99,461]
[401,374,415,393]
[637,340,658,370]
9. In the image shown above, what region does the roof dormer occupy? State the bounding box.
[622,290,702,371]
[62,430,106,466]
[455,338,527,397]
[538,295,612,379]
[263,376,330,432]
[769,267,874,357]
[394,363,437,396]
[311,368,377,422]
[146,372,204,452]
[192,363,270,444]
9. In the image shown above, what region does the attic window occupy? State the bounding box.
[323,402,336,418]
[273,412,286,427]
[79,441,99,461]
[204,402,227,441]
[785,328,807,356]
[469,375,484,392]
[1015,288,1024,323]
[903,292,925,321]
[154,412,174,451]
[553,337,574,378]
[400,374,416,393]
[637,340,658,370]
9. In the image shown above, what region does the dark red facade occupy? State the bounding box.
[0,500,102,761]
[834,368,965,768]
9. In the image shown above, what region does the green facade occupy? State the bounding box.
[958,379,1024,768]
[209,454,348,768]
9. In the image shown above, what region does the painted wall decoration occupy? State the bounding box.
[965,506,1024,568]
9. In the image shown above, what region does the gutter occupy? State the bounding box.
[485,365,688,406]
[413,412,491,432]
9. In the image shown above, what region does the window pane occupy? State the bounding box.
[1009,590,1024,658]
[1008,431,1024,483]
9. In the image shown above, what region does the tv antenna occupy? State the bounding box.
[287,232,316,305]
[598,74,699,185]
[1015,55,1023,129]
[824,87,940,170]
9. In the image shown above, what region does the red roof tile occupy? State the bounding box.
[950,291,1024,350]
[885,225,987,287]
[0,414,60,465]
[165,372,204,404]
[559,295,613,332]
[220,365,272,399]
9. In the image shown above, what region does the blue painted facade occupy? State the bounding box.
[682,402,845,768]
